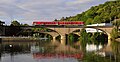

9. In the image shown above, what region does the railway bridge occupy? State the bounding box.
[32,26,113,46]
[0,25,113,45]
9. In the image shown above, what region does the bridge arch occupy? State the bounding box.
[34,27,60,43]
[34,26,113,45]
[42,27,69,44]
[40,32,59,41]
[67,33,80,44]
[71,27,112,46]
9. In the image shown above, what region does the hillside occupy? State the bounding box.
[56,1,120,25]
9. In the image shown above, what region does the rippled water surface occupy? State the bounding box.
[1,54,78,62]
[0,41,80,62]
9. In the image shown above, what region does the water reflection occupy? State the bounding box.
[86,44,103,52]
[111,40,120,62]
[0,39,120,62]
[82,40,120,62]
[0,41,79,62]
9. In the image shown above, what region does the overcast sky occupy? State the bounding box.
[0,0,109,25]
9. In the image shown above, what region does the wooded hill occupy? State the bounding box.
[55,1,120,25]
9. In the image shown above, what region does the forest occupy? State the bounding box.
[56,1,120,25]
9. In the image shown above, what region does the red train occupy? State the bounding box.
[33,21,84,26]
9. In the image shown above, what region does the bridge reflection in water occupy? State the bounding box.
[0,40,81,62]
[0,37,117,62]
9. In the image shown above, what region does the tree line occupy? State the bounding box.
[55,1,120,25]
[10,20,29,26]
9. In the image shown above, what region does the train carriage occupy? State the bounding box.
[33,21,84,26]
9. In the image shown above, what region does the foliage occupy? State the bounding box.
[0,21,5,25]
[10,20,20,26]
[110,27,119,39]
[82,52,111,62]
[79,28,88,52]
[10,20,29,26]
[21,24,29,26]
[67,33,79,45]
[79,28,108,52]
[56,1,120,25]
[112,19,120,29]
[111,41,120,62]
[91,32,108,45]
[9,20,29,36]
[68,33,74,45]
[85,18,93,25]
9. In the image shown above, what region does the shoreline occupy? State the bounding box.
[1,37,39,42]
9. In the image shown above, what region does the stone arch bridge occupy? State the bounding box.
[33,26,113,45]
[0,26,113,45]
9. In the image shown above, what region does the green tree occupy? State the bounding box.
[93,15,103,23]
[112,19,120,29]
[60,17,65,21]
[54,19,58,21]
[79,28,88,52]
[0,21,5,25]
[110,27,119,39]
[85,18,93,25]
[10,20,20,26]
[57,1,120,24]
[21,24,29,26]
[68,33,74,45]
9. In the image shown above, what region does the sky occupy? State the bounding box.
[0,0,109,25]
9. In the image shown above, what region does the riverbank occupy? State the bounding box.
[1,37,39,42]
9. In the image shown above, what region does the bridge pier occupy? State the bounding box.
[61,35,66,45]
[52,36,56,42]
[107,34,112,46]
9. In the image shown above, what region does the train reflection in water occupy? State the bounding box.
[0,41,83,62]
[31,44,83,59]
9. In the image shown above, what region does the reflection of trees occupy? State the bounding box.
[79,28,108,52]
[91,32,108,45]
[80,28,89,52]
[111,41,120,62]
[67,33,79,45]
[82,52,110,62]
[3,43,32,53]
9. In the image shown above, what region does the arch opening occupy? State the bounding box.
[72,28,109,45]
[66,33,80,45]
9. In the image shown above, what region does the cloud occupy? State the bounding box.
[0,0,108,25]
[0,0,15,4]
[66,0,94,5]
[0,4,28,16]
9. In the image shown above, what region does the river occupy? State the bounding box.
[0,40,80,62]
[0,39,120,62]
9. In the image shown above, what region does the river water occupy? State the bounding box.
[0,41,79,62]
[0,54,78,62]
[0,39,120,62]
